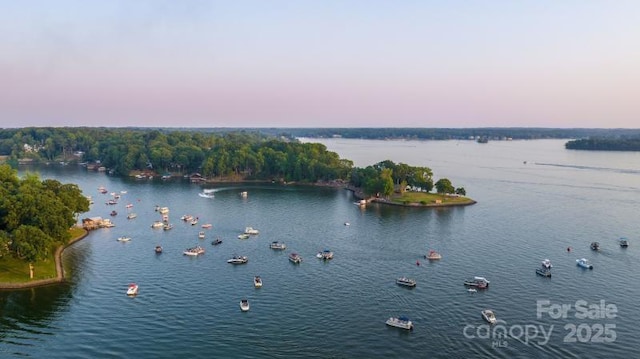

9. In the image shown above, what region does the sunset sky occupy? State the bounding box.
[2,1,639,128]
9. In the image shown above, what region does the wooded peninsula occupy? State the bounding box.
[0,127,477,285]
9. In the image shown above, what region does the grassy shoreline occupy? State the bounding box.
[0,227,88,289]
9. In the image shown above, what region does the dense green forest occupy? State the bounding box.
[0,127,464,199]
[565,137,640,151]
[0,164,90,262]
[0,128,352,182]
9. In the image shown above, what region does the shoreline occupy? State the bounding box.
[0,228,89,290]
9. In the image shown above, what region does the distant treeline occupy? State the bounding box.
[565,137,640,151]
[188,127,640,141]
[0,127,465,197]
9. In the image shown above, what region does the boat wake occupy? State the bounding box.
[535,162,640,175]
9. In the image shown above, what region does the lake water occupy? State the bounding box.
[2,139,640,358]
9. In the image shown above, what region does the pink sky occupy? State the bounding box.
[2,1,639,128]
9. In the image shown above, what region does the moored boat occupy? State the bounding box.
[117,236,131,242]
[163,223,173,231]
[482,309,497,324]
[201,223,213,229]
[126,212,137,219]
[590,242,600,251]
[541,259,552,269]
[198,231,205,239]
[227,255,248,264]
[110,210,117,216]
[238,233,250,239]
[619,238,629,248]
[316,249,334,260]
[396,277,417,287]
[212,238,222,245]
[463,276,490,289]
[151,221,164,228]
[240,299,250,312]
[425,250,442,260]
[183,246,205,256]
[269,241,286,250]
[244,227,259,235]
[288,252,302,264]
[254,276,263,288]
[385,316,413,330]
[576,258,593,269]
[155,245,163,254]
[127,283,139,296]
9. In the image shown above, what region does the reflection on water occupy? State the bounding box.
[0,284,71,345]
[3,140,640,358]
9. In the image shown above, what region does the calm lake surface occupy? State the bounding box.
[2,138,640,358]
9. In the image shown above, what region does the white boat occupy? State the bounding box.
[117,236,131,242]
[151,221,164,228]
[468,288,477,293]
[385,316,413,330]
[541,259,552,269]
[198,231,205,239]
[288,252,303,264]
[482,309,497,324]
[126,213,137,219]
[163,223,173,231]
[238,233,250,239]
[190,218,199,226]
[254,276,263,288]
[127,283,139,296]
[316,249,334,260]
[198,192,215,198]
[240,299,250,312]
[183,246,205,256]
[180,215,193,221]
[158,207,169,214]
[201,223,213,229]
[425,250,442,260]
[240,191,248,198]
[576,258,593,269]
[396,277,417,287]
[227,255,248,264]
[269,241,286,250]
[125,203,133,208]
[244,227,259,235]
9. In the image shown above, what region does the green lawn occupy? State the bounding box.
[390,191,475,206]
[0,254,57,283]
[0,227,86,283]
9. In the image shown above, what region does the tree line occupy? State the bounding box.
[565,137,640,151]
[0,128,352,182]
